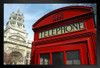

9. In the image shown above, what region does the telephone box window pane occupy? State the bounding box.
[52,52,64,65]
[73,60,80,64]
[40,58,43,65]
[66,50,80,65]
[67,60,72,65]
[40,53,50,65]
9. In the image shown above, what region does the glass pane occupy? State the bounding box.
[67,60,72,65]
[73,60,80,64]
[52,52,64,65]
[40,58,43,65]
[66,50,80,65]
[40,53,50,65]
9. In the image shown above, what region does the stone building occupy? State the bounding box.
[4,9,32,65]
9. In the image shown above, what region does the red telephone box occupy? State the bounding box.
[31,6,96,65]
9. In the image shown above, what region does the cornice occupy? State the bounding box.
[4,39,26,46]
[4,39,31,49]
[6,26,27,34]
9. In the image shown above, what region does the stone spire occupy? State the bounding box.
[5,9,25,30]
[17,8,20,14]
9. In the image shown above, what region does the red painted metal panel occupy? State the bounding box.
[38,54,40,65]
[50,52,52,65]
[64,51,67,65]
[30,43,35,64]
[87,37,96,65]
[79,43,88,64]
[85,17,95,30]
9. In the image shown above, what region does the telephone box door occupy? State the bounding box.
[37,42,89,65]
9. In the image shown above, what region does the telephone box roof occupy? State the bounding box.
[32,6,93,30]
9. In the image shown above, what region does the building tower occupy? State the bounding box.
[4,9,32,65]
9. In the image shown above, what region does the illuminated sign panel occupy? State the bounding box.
[39,21,85,38]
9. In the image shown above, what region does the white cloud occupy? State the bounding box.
[27,32,34,41]
[24,10,44,21]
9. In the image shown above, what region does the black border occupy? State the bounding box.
[3,0,97,3]
[1,0,100,68]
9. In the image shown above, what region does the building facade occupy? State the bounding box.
[4,9,32,65]
[31,6,96,65]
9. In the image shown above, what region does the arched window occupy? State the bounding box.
[9,51,23,64]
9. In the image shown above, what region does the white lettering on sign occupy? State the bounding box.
[39,21,85,38]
